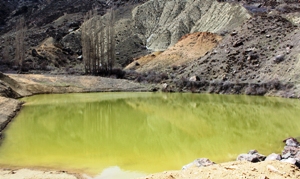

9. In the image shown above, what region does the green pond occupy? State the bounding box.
[0,92,300,178]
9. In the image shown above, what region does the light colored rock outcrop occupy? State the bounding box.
[132,0,250,51]
[79,0,250,66]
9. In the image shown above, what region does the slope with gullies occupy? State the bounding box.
[125,32,222,72]
[128,1,300,97]
[132,0,250,51]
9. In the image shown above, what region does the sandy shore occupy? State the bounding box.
[0,168,81,179]
[138,160,300,179]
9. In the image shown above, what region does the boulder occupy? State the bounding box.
[182,158,215,170]
[273,54,285,63]
[281,158,297,165]
[285,138,300,147]
[282,151,292,159]
[189,75,200,82]
[233,40,244,47]
[295,151,300,161]
[282,145,300,157]
[162,83,168,89]
[77,55,83,60]
[237,154,259,162]
[236,150,266,163]
[265,153,281,161]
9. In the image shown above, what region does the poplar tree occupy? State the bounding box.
[15,16,26,72]
[81,7,115,75]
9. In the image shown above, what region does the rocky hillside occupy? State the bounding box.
[0,0,250,74]
[1,0,300,96]
[123,0,300,97]
[0,0,148,73]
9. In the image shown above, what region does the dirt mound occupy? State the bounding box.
[139,160,300,179]
[125,32,222,72]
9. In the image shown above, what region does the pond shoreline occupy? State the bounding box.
[0,73,151,178]
[0,73,300,179]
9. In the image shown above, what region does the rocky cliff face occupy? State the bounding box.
[132,0,250,51]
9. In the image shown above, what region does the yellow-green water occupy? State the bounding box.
[0,92,300,178]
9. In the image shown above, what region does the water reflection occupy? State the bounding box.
[0,93,299,177]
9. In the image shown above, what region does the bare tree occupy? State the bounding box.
[81,7,116,75]
[82,11,92,74]
[106,8,115,73]
[15,16,26,72]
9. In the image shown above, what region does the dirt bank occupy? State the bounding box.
[139,160,300,179]
[0,97,22,132]
[7,74,151,95]
[0,72,151,131]
[0,168,82,179]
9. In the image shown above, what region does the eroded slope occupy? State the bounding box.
[125,32,222,72]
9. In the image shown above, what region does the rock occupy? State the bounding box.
[273,54,285,63]
[248,150,258,155]
[233,40,244,47]
[231,31,238,36]
[267,165,283,174]
[67,21,80,29]
[281,158,297,165]
[283,145,300,153]
[237,154,260,162]
[295,151,300,161]
[265,153,281,161]
[282,152,291,159]
[31,49,39,57]
[285,138,299,147]
[182,158,215,170]
[162,83,168,89]
[237,150,266,163]
[189,75,200,82]
[286,47,291,54]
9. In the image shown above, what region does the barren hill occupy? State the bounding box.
[0,0,300,96]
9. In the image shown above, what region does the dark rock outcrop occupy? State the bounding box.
[237,150,266,162]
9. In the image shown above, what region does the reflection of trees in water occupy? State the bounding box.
[2,93,300,172]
